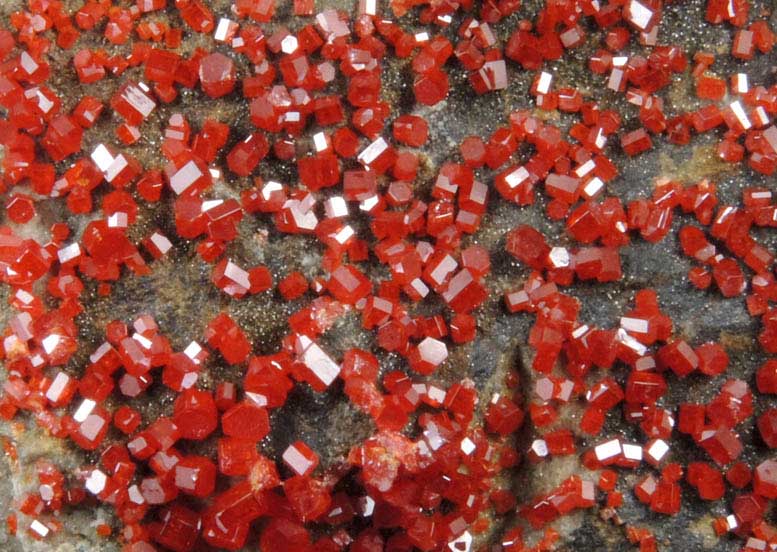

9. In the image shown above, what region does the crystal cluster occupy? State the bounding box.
[0,0,776,551]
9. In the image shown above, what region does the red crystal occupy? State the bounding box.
[621,128,652,156]
[687,462,725,500]
[282,441,319,477]
[204,313,251,365]
[174,456,216,498]
[393,115,429,147]
[111,81,156,126]
[414,69,449,106]
[506,225,550,270]
[172,389,217,441]
[6,194,36,224]
[221,402,269,442]
[713,258,746,297]
[754,460,777,498]
[42,116,83,162]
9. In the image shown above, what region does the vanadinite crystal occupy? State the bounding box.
[199,53,237,98]
[2,0,777,550]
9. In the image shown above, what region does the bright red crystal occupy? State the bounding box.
[414,69,449,106]
[74,50,106,83]
[621,128,652,156]
[114,406,141,435]
[758,409,777,448]
[696,342,729,376]
[754,459,777,498]
[506,224,550,270]
[657,339,698,377]
[279,272,308,300]
[327,265,371,304]
[204,313,251,365]
[227,133,269,176]
[111,81,156,126]
[707,379,753,428]
[726,462,752,489]
[393,115,429,147]
[687,462,725,500]
[697,426,743,466]
[284,475,330,523]
[408,337,448,375]
[713,258,746,297]
[485,395,525,435]
[282,441,319,477]
[149,504,200,551]
[199,53,237,98]
[6,195,36,224]
[212,259,251,298]
[42,116,83,162]
[67,403,111,451]
[172,389,218,441]
[221,402,269,442]
[260,518,310,551]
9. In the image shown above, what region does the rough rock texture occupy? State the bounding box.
[0,0,775,550]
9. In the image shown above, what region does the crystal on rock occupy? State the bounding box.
[172,389,218,441]
[657,339,698,377]
[697,426,743,466]
[6,194,36,227]
[707,379,753,428]
[441,269,488,313]
[650,479,681,515]
[485,395,525,435]
[41,116,83,162]
[409,337,448,375]
[327,265,371,305]
[754,459,777,498]
[644,438,670,466]
[506,225,550,270]
[218,437,258,477]
[45,372,77,407]
[149,504,201,552]
[212,259,251,299]
[293,334,341,390]
[199,52,236,98]
[74,50,106,83]
[758,408,777,448]
[260,517,310,550]
[222,402,269,442]
[111,81,156,126]
[165,154,211,196]
[687,462,725,500]
[174,456,217,498]
[594,438,622,465]
[227,133,269,176]
[283,476,332,522]
[713,258,746,297]
[621,128,652,156]
[413,69,449,106]
[357,137,396,174]
[298,153,340,191]
[471,59,508,94]
[282,441,319,477]
[204,313,251,365]
[393,115,429,147]
[145,49,180,85]
[114,405,141,435]
[68,404,111,450]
